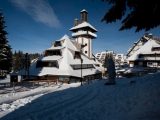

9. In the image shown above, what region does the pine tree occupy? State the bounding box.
[12,50,41,72]
[102,0,160,32]
[12,50,24,72]
[29,53,41,61]
[0,12,12,72]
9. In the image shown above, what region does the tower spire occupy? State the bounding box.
[80,9,88,22]
[70,9,97,58]
[74,18,79,26]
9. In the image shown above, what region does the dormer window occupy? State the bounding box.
[45,50,62,56]
[138,54,143,58]
[71,64,94,70]
[151,47,160,51]
[36,61,59,68]
[74,51,81,59]
[54,41,61,47]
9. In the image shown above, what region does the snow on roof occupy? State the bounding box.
[51,34,70,43]
[58,47,99,77]
[72,31,97,38]
[70,22,97,32]
[127,38,144,56]
[70,54,97,65]
[47,46,64,50]
[126,34,159,56]
[128,40,160,61]
[41,56,62,61]
[60,34,69,40]
[71,40,81,50]
[138,40,160,54]
[80,9,88,13]
[38,67,59,76]
[63,39,75,51]
[19,35,101,78]
[47,35,76,51]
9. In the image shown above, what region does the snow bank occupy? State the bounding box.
[0,94,43,117]
[0,72,160,120]
[0,82,81,118]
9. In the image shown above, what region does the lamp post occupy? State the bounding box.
[25,53,30,79]
[81,56,83,86]
[155,52,157,71]
[80,44,87,86]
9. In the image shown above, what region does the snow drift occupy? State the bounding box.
[0,72,160,120]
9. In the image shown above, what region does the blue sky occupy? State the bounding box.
[0,0,160,54]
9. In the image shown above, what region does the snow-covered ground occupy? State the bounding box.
[0,72,160,120]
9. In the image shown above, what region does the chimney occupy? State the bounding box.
[80,9,88,22]
[74,18,79,26]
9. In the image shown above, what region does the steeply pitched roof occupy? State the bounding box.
[19,35,101,78]
[127,39,160,61]
[127,34,160,56]
[60,34,69,40]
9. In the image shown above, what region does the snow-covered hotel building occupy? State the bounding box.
[114,54,127,65]
[20,10,102,82]
[127,33,160,68]
[95,51,114,64]
[95,51,127,66]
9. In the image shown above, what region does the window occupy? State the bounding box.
[73,65,81,69]
[54,41,61,47]
[45,50,61,56]
[138,62,143,66]
[48,62,58,67]
[74,51,81,59]
[138,54,143,58]
[71,64,95,70]
[95,64,100,67]
[85,51,87,54]
[139,54,160,58]
[36,61,59,68]
[151,47,160,51]
[147,62,153,65]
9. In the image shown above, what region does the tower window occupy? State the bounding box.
[74,51,81,59]
[85,51,87,54]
